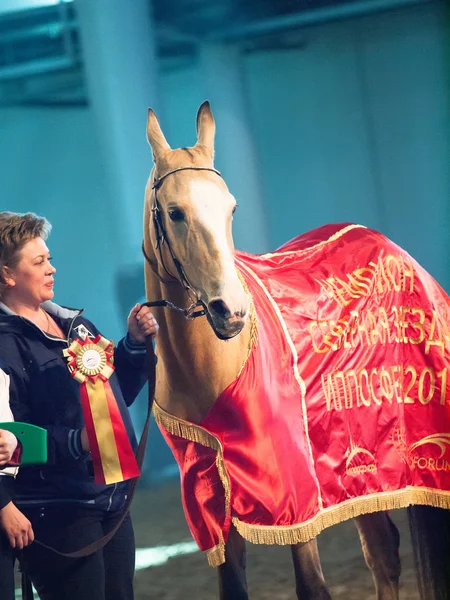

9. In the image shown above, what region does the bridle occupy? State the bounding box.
[142,166,222,319]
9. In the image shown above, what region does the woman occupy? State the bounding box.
[0,211,158,600]
[0,360,31,600]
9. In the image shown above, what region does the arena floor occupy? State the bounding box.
[131,481,420,600]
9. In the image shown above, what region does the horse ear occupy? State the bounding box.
[195,101,215,155]
[146,108,171,161]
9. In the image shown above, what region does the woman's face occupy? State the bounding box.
[3,237,56,307]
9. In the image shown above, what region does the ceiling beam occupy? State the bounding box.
[0,55,74,80]
[215,0,443,41]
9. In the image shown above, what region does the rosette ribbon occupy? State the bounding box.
[64,335,140,484]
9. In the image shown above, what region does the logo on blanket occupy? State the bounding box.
[407,434,450,472]
[344,441,377,475]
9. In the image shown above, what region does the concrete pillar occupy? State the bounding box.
[76,0,160,260]
[199,43,270,253]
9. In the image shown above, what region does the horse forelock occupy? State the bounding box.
[152,145,214,175]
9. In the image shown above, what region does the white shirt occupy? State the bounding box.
[0,368,18,477]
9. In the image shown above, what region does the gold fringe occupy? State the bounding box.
[237,261,323,511]
[153,403,220,451]
[248,299,258,352]
[232,486,450,546]
[215,449,231,518]
[260,224,367,259]
[153,401,232,557]
[153,402,450,564]
[236,268,258,378]
[206,539,226,567]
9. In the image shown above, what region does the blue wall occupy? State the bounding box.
[245,5,450,287]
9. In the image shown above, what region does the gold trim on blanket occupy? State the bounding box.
[232,487,450,546]
[236,260,323,511]
[260,224,366,259]
[154,400,450,565]
[153,403,219,450]
[206,534,226,567]
[236,268,258,377]
[153,402,231,563]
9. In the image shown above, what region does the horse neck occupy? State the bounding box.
[144,261,253,424]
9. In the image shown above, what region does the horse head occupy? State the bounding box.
[144,101,250,340]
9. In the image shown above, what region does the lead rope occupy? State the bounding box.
[20,338,156,598]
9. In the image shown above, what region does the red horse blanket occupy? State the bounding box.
[154,223,450,566]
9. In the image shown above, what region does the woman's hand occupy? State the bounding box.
[80,427,90,453]
[0,502,34,549]
[0,429,18,466]
[127,303,159,345]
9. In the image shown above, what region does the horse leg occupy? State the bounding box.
[217,524,248,600]
[408,505,450,600]
[290,538,332,600]
[354,512,401,600]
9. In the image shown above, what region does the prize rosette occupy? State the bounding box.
[64,335,140,484]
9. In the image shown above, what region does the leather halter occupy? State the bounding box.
[142,166,222,319]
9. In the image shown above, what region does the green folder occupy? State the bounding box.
[0,422,47,465]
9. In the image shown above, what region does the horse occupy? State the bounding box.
[142,101,450,599]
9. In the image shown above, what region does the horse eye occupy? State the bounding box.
[168,209,184,222]
[232,204,238,215]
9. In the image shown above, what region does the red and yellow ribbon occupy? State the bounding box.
[64,335,140,485]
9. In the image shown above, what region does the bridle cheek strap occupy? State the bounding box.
[143,166,222,319]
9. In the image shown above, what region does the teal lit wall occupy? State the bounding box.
[245,5,450,287]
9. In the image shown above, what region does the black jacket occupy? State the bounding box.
[0,357,15,510]
[0,301,149,513]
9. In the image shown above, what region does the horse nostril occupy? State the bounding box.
[208,299,231,320]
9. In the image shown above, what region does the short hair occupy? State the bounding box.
[0,212,51,299]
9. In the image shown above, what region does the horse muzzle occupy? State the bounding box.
[207,298,247,340]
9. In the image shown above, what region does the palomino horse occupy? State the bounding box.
[142,102,449,599]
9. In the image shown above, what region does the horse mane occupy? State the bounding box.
[153,145,214,175]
